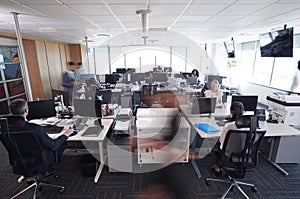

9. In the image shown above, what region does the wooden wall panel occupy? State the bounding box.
[23,39,44,100]
[68,44,82,63]
[45,42,63,90]
[59,44,67,73]
[35,41,52,99]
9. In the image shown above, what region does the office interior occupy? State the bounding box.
[1,0,300,198]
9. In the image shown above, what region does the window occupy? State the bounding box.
[0,45,27,113]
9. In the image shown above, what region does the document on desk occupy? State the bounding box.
[194,123,220,133]
[29,117,61,126]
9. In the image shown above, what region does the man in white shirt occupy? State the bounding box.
[290,60,300,93]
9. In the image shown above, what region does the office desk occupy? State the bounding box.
[259,122,300,175]
[50,119,114,183]
[136,116,190,164]
[183,114,300,177]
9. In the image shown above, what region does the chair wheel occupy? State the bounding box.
[59,187,65,193]
[251,186,257,192]
[55,173,61,178]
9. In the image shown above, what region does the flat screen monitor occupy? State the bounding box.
[127,68,136,73]
[27,99,56,120]
[95,89,112,104]
[131,73,145,82]
[116,68,127,74]
[73,99,102,118]
[231,95,258,115]
[181,72,192,79]
[187,76,198,85]
[260,27,293,57]
[191,97,217,114]
[51,89,70,107]
[98,75,105,83]
[105,74,117,84]
[163,67,172,72]
[153,73,168,82]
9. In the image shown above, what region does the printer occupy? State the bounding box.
[266,94,300,125]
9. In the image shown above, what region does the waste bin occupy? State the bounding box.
[79,154,98,177]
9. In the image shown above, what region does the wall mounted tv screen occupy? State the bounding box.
[260,27,293,57]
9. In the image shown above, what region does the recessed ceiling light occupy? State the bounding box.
[97,33,110,37]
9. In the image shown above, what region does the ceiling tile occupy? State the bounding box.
[251,3,300,15]
[12,0,59,5]
[235,0,277,4]
[28,5,78,16]
[218,4,268,15]
[69,5,111,15]
[185,4,228,15]
[61,0,105,4]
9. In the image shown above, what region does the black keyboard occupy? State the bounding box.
[43,125,64,134]
[81,126,103,137]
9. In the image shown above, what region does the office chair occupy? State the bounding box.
[0,117,64,199]
[205,115,266,199]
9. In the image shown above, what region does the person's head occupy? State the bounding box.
[192,69,199,77]
[230,101,245,122]
[9,99,29,118]
[210,80,220,92]
[67,61,77,72]
[298,60,300,70]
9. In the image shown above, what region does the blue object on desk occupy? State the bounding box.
[194,123,220,133]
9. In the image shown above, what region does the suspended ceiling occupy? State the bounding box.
[1,0,300,46]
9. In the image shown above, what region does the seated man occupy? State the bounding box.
[8,99,73,173]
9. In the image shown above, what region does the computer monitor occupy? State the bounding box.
[153,73,168,82]
[51,89,70,107]
[127,68,136,73]
[187,76,198,85]
[116,68,127,74]
[191,97,217,114]
[95,89,112,104]
[231,95,258,115]
[27,99,56,120]
[73,99,102,118]
[181,72,192,79]
[105,74,117,84]
[131,73,145,82]
[163,67,172,72]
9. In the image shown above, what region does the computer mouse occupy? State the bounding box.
[69,130,78,137]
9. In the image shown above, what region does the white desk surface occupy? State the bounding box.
[136,108,179,118]
[50,119,114,141]
[186,116,300,139]
[260,122,300,137]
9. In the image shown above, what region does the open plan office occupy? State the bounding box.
[1,0,300,199]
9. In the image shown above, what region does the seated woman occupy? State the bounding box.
[191,69,204,85]
[212,101,245,175]
[204,80,223,107]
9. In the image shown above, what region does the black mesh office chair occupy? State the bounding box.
[205,115,266,199]
[0,117,64,199]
